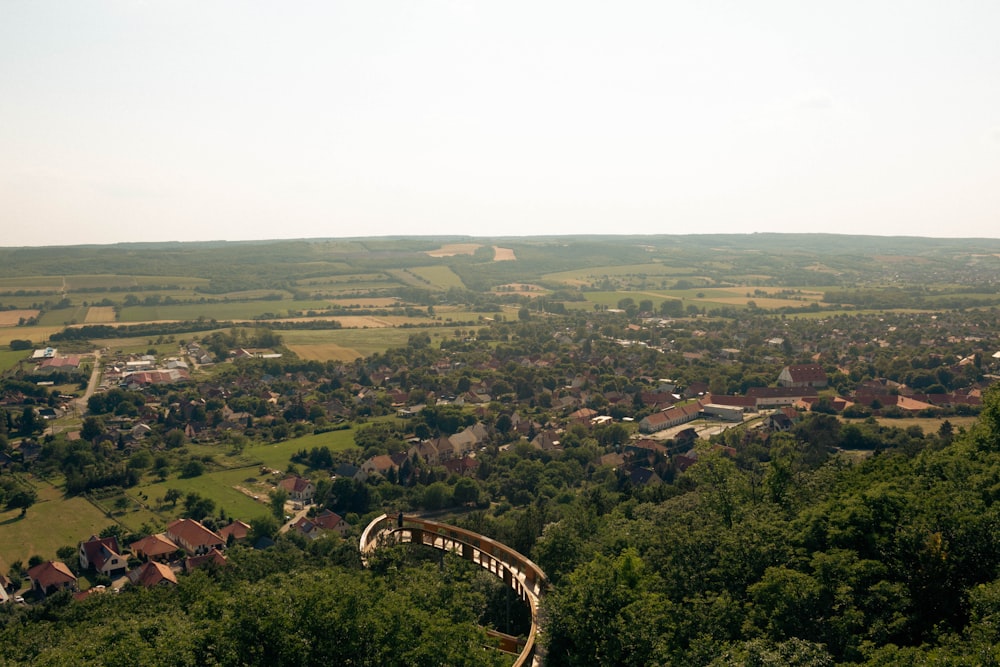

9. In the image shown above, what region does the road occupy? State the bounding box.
[73,349,103,414]
[278,504,311,534]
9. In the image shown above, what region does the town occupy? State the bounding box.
[3,235,1000,665]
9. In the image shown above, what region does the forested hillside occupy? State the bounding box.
[539,385,1000,664]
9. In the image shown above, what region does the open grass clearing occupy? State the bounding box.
[38,306,89,326]
[493,246,516,261]
[407,265,465,290]
[64,275,209,290]
[84,306,118,323]
[136,468,270,525]
[0,349,30,372]
[119,300,333,322]
[249,429,358,470]
[425,243,481,257]
[0,477,113,574]
[0,309,40,326]
[0,276,63,292]
[493,283,547,296]
[543,262,699,286]
[0,325,64,346]
[327,297,401,308]
[857,415,980,434]
[281,326,447,360]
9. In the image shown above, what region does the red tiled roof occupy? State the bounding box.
[131,561,177,587]
[131,533,180,558]
[28,561,76,589]
[278,476,313,494]
[185,548,228,572]
[219,520,251,542]
[783,364,827,382]
[167,519,224,551]
[80,535,123,571]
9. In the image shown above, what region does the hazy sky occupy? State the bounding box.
[2,1,998,247]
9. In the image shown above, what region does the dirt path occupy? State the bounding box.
[74,349,102,413]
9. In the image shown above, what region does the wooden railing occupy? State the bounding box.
[360,514,548,667]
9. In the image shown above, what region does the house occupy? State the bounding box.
[747,386,819,408]
[703,394,756,412]
[531,430,561,452]
[184,549,228,572]
[361,454,398,477]
[625,438,668,459]
[277,476,315,502]
[130,534,180,562]
[289,516,324,540]
[78,535,127,578]
[568,407,598,425]
[312,509,350,537]
[408,439,442,464]
[448,428,479,457]
[442,456,480,477]
[702,403,744,422]
[128,561,177,588]
[334,462,362,479]
[777,364,828,388]
[27,561,77,597]
[638,402,702,434]
[219,520,251,544]
[600,452,626,469]
[165,519,225,555]
[767,412,795,432]
[626,466,662,486]
[36,355,82,375]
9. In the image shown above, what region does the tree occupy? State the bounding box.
[6,488,37,517]
[164,488,182,506]
[453,478,480,506]
[80,416,104,441]
[183,492,215,520]
[181,460,205,478]
[271,488,288,520]
[18,407,38,437]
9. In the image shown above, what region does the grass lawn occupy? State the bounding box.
[248,428,358,470]
[282,327,447,361]
[38,306,89,326]
[0,476,113,574]
[0,326,65,346]
[542,262,698,286]
[864,415,980,434]
[406,265,466,290]
[119,300,333,322]
[0,348,30,373]
[136,469,269,525]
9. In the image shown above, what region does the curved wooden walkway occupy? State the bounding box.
[360,513,548,667]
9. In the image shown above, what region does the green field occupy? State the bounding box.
[136,468,270,525]
[282,326,470,360]
[65,275,209,290]
[0,276,64,291]
[0,349,30,372]
[543,262,702,285]
[119,300,333,322]
[0,477,114,576]
[248,429,358,469]
[406,265,466,290]
[38,306,90,326]
[296,272,388,286]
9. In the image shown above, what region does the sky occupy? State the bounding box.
[2,1,999,247]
